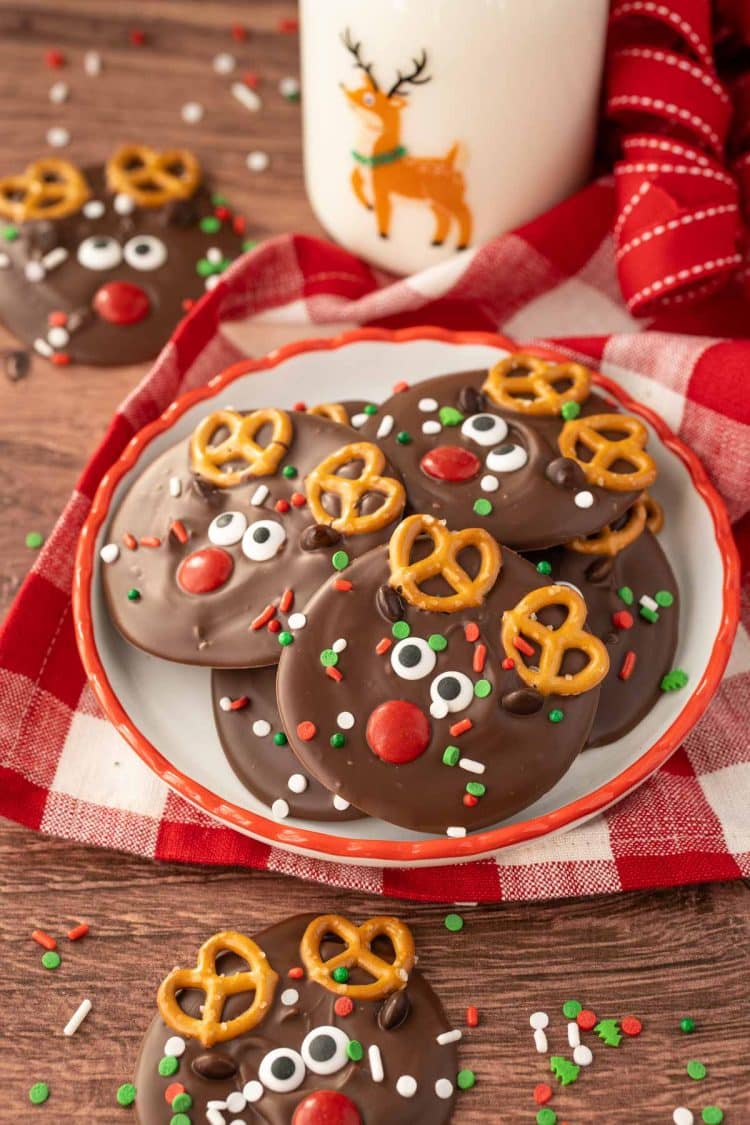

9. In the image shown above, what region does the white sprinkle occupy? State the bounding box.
[534,1028,548,1054]
[83,200,105,220]
[207,246,224,264]
[214,52,237,75]
[49,80,69,104]
[351,412,368,428]
[430,698,449,720]
[446,826,466,838]
[640,593,659,612]
[169,476,182,497]
[287,774,308,794]
[422,420,442,435]
[435,1078,454,1099]
[99,543,119,564]
[436,1028,462,1045]
[673,1110,694,1125]
[396,1075,417,1098]
[34,338,54,357]
[574,489,595,509]
[481,474,499,492]
[458,757,485,775]
[0,252,9,269]
[368,1043,384,1082]
[84,50,102,76]
[181,100,204,124]
[280,988,299,1006]
[246,150,270,173]
[48,325,70,349]
[333,795,350,811]
[206,1109,225,1125]
[231,81,262,113]
[252,719,271,737]
[243,1080,263,1103]
[225,1091,246,1113]
[205,275,221,292]
[279,75,300,99]
[251,484,269,506]
[332,637,347,653]
[418,397,439,413]
[287,612,307,630]
[530,1011,549,1030]
[336,711,355,730]
[164,1035,186,1057]
[63,998,92,1036]
[114,193,135,216]
[573,1043,593,1066]
[376,414,394,439]
[47,126,70,148]
[43,246,69,272]
[219,697,233,712]
[272,798,289,819]
[567,1020,581,1048]
[25,261,46,283]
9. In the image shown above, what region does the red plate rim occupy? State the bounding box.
[73,326,741,864]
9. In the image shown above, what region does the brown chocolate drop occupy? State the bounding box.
[4,349,30,382]
[378,988,411,1031]
[502,688,545,715]
[456,385,487,416]
[300,523,342,551]
[585,556,615,582]
[546,457,587,490]
[192,1053,238,1080]
[376,583,405,623]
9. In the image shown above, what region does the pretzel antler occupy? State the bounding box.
[106,144,201,209]
[341,27,380,91]
[387,48,432,98]
[300,914,415,1001]
[0,158,89,222]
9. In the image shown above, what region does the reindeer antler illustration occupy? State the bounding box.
[387,50,432,97]
[341,27,380,91]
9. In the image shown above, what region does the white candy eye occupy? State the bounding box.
[258,1047,306,1093]
[241,519,286,561]
[208,510,247,546]
[430,671,474,718]
[391,637,436,681]
[124,234,167,271]
[301,1026,351,1075]
[77,235,122,271]
[461,413,508,447]
[486,442,528,472]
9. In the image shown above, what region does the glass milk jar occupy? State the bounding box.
[300,0,609,275]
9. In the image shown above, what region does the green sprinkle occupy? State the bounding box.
[332,966,350,983]
[331,550,350,571]
[444,912,464,932]
[438,406,464,427]
[42,950,61,970]
[211,193,228,206]
[320,648,339,667]
[466,781,486,797]
[200,215,222,234]
[442,746,460,767]
[396,430,412,445]
[25,531,44,549]
[363,403,378,415]
[330,732,346,748]
[617,585,634,605]
[655,589,674,606]
[29,1082,50,1105]
[158,1056,179,1077]
[536,560,552,575]
[680,1017,696,1033]
[687,1060,707,1081]
[562,999,582,1019]
[537,1110,557,1125]
[561,401,581,420]
[702,1108,724,1124]
[548,708,564,724]
[282,465,297,479]
[428,633,448,651]
[170,1115,191,1125]
[392,621,411,640]
[196,258,214,278]
[473,498,493,517]
[116,1083,136,1107]
[2,224,19,241]
[639,605,659,623]
[456,1069,475,1090]
[474,679,491,698]
[347,1039,364,1061]
[171,1092,192,1112]
[127,588,141,602]
[273,731,287,746]
[278,631,294,647]
[242,238,258,252]
[661,668,688,692]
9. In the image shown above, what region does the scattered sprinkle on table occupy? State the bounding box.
[247,150,270,173]
[456,1069,475,1089]
[29,1082,50,1105]
[63,998,92,1036]
[673,1110,694,1125]
[32,928,56,950]
[47,126,71,148]
[116,1082,137,1106]
[279,75,300,100]
[687,1059,707,1080]
[181,101,204,124]
[42,950,61,970]
[534,1082,553,1105]
[67,922,89,941]
[680,1017,696,1033]
[444,913,464,933]
[536,1110,557,1125]
[702,1108,724,1124]
[562,999,582,1019]
[25,531,44,549]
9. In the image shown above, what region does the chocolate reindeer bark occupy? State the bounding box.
[0,145,244,365]
[359,356,658,551]
[133,913,461,1124]
[277,514,609,834]
[101,410,406,667]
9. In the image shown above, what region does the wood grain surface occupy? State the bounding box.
[0,3,748,1123]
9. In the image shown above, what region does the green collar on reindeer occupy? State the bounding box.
[351,145,407,167]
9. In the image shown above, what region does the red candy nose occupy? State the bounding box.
[421,445,481,482]
[292,1090,362,1125]
[93,281,150,325]
[366,699,431,764]
[177,547,233,594]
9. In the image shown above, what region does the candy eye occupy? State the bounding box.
[124,234,167,271]
[486,442,528,472]
[301,1026,351,1075]
[77,235,122,271]
[391,637,437,681]
[208,510,247,546]
[430,671,474,718]
[461,413,508,447]
[258,1047,306,1093]
[241,519,286,562]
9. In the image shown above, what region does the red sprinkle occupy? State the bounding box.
[44,49,66,68]
[577,1008,597,1031]
[51,352,71,366]
[501,657,516,670]
[334,578,353,592]
[139,536,161,548]
[231,24,248,41]
[292,401,307,412]
[129,28,146,45]
[463,793,479,807]
[375,637,392,655]
[288,966,304,979]
[278,17,299,33]
[513,635,535,657]
[214,205,231,222]
[466,1005,479,1027]
[181,298,195,312]
[297,721,317,742]
[612,609,634,630]
[67,923,89,941]
[290,492,307,508]
[267,619,282,634]
[450,718,473,737]
[279,588,294,613]
[275,499,291,514]
[228,696,249,712]
[534,1083,553,1105]
[123,533,137,551]
[325,665,343,683]
[334,996,354,1017]
[32,929,57,951]
[473,643,487,674]
[164,1083,185,1105]
[464,622,480,643]
[232,215,247,235]
[48,310,67,327]
[242,71,260,89]
[251,604,276,630]
[392,380,409,393]
[619,650,637,681]
[169,519,189,545]
[621,1015,642,1036]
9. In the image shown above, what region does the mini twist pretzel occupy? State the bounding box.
[106,144,201,208]
[300,914,416,1001]
[483,353,592,416]
[157,930,279,1047]
[0,158,90,222]
[307,402,350,426]
[305,442,405,536]
[566,493,664,556]
[388,513,501,614]
[501,584,609,696]
[190,408,292,487]
[557,413,657,492]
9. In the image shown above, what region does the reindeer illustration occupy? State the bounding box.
[340,29,472,250]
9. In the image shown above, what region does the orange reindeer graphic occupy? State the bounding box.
[340,29,472,250]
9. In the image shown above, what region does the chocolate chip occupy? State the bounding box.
[545,457,586,490]
[378,989,411,1031]
[585,556,614,582]
[299,523,342,551]
[501,688,544,715]
[456,385,487,416]
[4,349,30,381]
[376,584,405,623]
[192,1053,237,1079]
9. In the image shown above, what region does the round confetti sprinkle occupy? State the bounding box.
[281,988,299,1006]
[701,1108,724,1124]
[347,1039,364,1061]
[392,621,411,640]
[396,1075,417,1098]
[25,531,44,549]
[278,631,294,646]
[655,589,675,606]
[573,1043,593,1066]
[170,1115,190,1125]
[158,1056,179,1077]
[435,1078,454,1099]
[29,1082,50,1105]
[331,550,350,571]
[680,1017,696,1033]
[279,75,301,99]
[47,126,71,148]
[100,543,120,564]
[116,1082,136,1106]
[287,773,307,794]
[334,996,354,1017]
[574,490,594,509]
[480,474,499,492]
[673,1111,694,1125]
[273,731,288,746]
[428,633,448,651]
[457,1069,476,1090]
[330,732,346,748]
[442,745,460,766]
[252,719,271,737]
[473,498,493,517]
[576,1009,597,1030]
[621,1015,642,1036]
[536,560,552,575]
[537,1110,557,1125]
[42,950,61,970]
[288,612,307,630]
[213,51,236,74]
[548,709,564,723]
[530,1011,549,1030]
[127,588,141,602]
[181,101,204,124]
[444,913,464,932]
[534,1083,553,1105]
[686,1060,707,1080]
[336,711,355,730]
[171,1092,192,1112]
[561,401,581,420]
[297,721,316,741]
[164,1036,186,1058]
[246,150,270,172]
[474,679,491,698]
[272,798,290,819]
[562,999,582,1019]
[320,648,339,667]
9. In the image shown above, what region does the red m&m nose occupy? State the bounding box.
[93,281,150,325]
[177,547,233,594]
[292,1090,362,1125]
[366,699,431,764]
[421,445,481,482]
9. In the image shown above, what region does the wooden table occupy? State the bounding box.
[0,3,747,1121]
